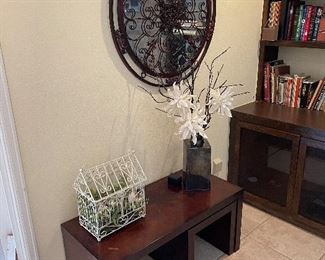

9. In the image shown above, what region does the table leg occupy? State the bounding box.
[188,201,241,259]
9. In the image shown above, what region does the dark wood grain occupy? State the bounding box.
[228,102,325,239]
[232,102,325,142]
[62,176,243,260]
[234,0,325,239]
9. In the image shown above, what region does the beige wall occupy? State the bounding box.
[0,1,262,259]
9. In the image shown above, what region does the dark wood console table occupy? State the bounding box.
[61,175,243,260]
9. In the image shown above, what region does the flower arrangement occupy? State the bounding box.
[140,48,248,146]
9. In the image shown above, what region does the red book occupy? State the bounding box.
[317,6,325,41]
[286,2,297,40]
[293,76,303,108]
[303,6,313,41]
[284,77,294,107]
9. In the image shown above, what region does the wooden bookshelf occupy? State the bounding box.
[256,0,325,101]
[228,0,325,239]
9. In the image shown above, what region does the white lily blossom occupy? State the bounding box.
[175,103,208,145]
[209,87,234,117]
[165,81,194,116]
[128,190,137,204]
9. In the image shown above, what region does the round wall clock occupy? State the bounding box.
[109,0,216,86]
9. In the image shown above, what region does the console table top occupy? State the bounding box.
[61,175,243,259]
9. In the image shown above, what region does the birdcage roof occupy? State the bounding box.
[73,151,147,202]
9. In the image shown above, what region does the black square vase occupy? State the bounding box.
[183,138,211,192]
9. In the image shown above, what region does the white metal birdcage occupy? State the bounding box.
[73,151,147,241]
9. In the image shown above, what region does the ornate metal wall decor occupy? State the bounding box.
[109,0,216,86]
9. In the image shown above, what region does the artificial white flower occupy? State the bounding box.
[165,81,194,116]
[209,88,234,117]
[176,103,208,145]
[128,190,137,204]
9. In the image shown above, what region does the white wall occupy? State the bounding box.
[0,1,262,259]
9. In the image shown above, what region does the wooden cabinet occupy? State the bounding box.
[228,0,325,238]
[294,138,325,232]
[228,102,325,238]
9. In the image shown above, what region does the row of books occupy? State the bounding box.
[263,60,325,111]
[278,1,325,41]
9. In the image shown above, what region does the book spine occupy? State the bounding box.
[286,2,296,40]
[300,6,308,40]
[271,66,276,103]
[286,78,294,107]
[308,80,323,109]
[279,0,290,40]
[300,82,310,108]
[307,84,316,107]
[290,77,296,107]
[317,92,325,111]
[297,77,304,107]
[312,7,324,41]
[264,64,271,103]
[295,5,305,41]
[308,6,317,41]
[314,85,325,110]
[303,6,313,41]
[278,78,285,104]
[291,5,301,40]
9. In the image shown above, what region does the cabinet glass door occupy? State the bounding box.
[238,123,299,207]
[297,139,325,225]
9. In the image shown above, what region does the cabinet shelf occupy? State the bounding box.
[261,40,325,49]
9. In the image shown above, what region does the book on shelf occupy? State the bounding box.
[279,0,291,39]
[285,1,296,40]
[300,78,319,108]
[272,64,291,104]
[276,0,325,42]
[263,59,325,111]
[295,4,305,40]
[307,6,317,41]
[317,7,325,41]
[320,99,325,111]
[302,5,313,41]
[264,60,284,103]
[313,7,324,41]
[308,79,324,110]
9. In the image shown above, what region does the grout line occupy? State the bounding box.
[242,215,272,239]
[320,253,325,260]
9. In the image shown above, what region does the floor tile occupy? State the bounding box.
[241,203,271,236]
[250,217,325,260]
[320,253,325,260]
[223,237,290,260]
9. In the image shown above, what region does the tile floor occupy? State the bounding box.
[142,203,325,260]
[223,203,325,260]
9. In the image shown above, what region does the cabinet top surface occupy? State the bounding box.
[233,102,325,134]
[61,175,243,259]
